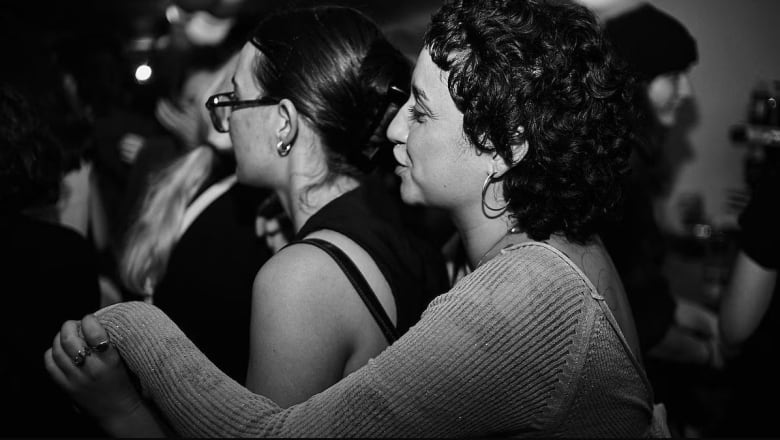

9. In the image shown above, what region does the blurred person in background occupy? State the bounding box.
[0,83,103,437]
[87,0,264,291]
[717,147,779,436]
[599,3,724,434]
[118,47,245,235]
[117,52,274,383]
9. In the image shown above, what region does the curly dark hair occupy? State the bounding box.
[0,84,64,213]
[425,0,638,243]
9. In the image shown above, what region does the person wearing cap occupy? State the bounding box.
[603,2,697,132]
[600,3,719,434]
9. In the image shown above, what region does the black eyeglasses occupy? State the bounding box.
[205,92,281,133]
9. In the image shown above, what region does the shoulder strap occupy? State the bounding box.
[516,242,656,401]
[289,237,400,344]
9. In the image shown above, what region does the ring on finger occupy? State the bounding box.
[72,348,90,367]
[90,340,110,353]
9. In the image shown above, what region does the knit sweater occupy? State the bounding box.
[97,242,665,437]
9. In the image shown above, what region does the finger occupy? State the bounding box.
[159,101,186,125]
[157,105,177,125]
[155,99,175,117]
[60,320,91,367]
[118,139,140,152]
[155,102,178,129]
[119,137,144,163]
[51,332,82,378]
[44,348,71,390]
[119,134,144,150]
[125,133,144,144]
[126,141,144,153]
[81,314,111,353]
[124,138,144,149]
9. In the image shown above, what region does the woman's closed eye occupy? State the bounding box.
[408,105,428,123]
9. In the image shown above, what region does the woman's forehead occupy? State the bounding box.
[233,44,261,90]
[412,50,455,109]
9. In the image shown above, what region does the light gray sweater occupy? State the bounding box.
[97,242,666,437]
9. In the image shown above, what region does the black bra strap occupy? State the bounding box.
[289,238,399,344]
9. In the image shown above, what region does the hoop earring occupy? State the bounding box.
[481,172,508,219]
[276,140,292,157]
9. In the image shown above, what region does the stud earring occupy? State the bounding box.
[276,140,292,157]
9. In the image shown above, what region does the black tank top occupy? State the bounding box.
[295,176,449,334]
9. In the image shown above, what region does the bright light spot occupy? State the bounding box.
[135,64,152,83]
[166,5,181,23]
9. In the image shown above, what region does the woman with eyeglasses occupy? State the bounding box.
[46,0,667,437]
[45,6,447,436]
[116,52,275,384]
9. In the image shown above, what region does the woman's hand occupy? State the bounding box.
[44,314,165,436]
[256,215,290,253]
[118,133,146,164]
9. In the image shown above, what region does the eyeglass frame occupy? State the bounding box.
[205,92,281,133]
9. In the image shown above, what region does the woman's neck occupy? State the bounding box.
[278,173,360,232]
[451,209,529,270]
[272,132,361,232]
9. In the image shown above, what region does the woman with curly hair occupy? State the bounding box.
[46,0,669,436]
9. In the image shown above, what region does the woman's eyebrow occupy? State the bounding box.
[412,84,434,114]
[412,84,428,104]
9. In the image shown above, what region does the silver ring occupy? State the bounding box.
[72,348,89,367]
[90,340,110,353]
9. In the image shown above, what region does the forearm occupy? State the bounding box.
[93,300,498,437]
[95,301,439,437]
[96,302,277,437]
[93,256,586,438]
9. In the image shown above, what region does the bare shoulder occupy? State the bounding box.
[252,240,356,317]
[301,229,395,321]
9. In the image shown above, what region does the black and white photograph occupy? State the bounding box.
[1,0,778,437]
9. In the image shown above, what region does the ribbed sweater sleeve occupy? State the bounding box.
[95,244,645,437]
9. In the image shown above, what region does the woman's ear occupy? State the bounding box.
[492,128,528,177]
[276,99,299,146]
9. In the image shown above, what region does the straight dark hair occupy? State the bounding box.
[249,6,411,182]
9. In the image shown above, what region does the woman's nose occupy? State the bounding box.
[677,74,693,99]
[386,106,407,145]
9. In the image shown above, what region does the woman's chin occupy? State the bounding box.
[398,182,423,206]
